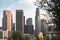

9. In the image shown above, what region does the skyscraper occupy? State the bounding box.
[16,10,24,33]
[35,8,41,33]
[24,16,25,25]
[26,18,32,25]
[24,25,33,34]
[41,19,46,33]
[24,18,33,34]
[12,23,15,31]
[2,10,11,31]
[11,14,13,31]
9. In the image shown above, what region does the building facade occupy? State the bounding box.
[12,23,15,31]
[16,10,24,33]
[2,10,11,31]
[35,8,41,33]
[26,18,32,25]
[41,19,46,34]
[24,18,33,34]
[24,25,33,34]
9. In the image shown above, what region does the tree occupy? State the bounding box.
[34,0,60,40]
[24,36,30,40]
[12,31,24,40]
[34,33,39,40]
[45,0,60,32]
[46,0,60,39]
[34,0,60,32]
[7,38,12,40]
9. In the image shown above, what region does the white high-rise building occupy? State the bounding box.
[35,8,41,33]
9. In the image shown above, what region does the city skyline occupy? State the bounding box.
[0,0,36,27]
[0,0,59,40]
[0,0,47,29]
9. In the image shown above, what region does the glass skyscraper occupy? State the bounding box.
[16,10,24,33]
[35,8,41,33]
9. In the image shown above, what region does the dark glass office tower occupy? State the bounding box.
[16,10,24,33]
[24,18,33,34]
[26,18,32,25]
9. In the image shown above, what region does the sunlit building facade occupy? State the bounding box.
[2,10,11,31]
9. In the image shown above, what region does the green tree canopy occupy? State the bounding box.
[12,31,24,40]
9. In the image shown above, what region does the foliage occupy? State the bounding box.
[7,38,12,40]
[47,0,60,32]
[51,35,60,40]
[34,33,40,40]
[24,36,30,40]
[10,31,30,40]
[11,31,24,40]
[46,0,60,40]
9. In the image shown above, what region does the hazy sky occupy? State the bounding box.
[0,0,36,26]
[0,0,47,29]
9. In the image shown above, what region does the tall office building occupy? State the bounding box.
[26,18,32,25]
[35,8,41,33]
[11,14,13,31]
[24,25,33,34]
[24,18,33,34]
[16,10,24,33]
[41,19,46,33]
[2,10,11,31]
[24,16,25,25]
[12,23,15,31]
